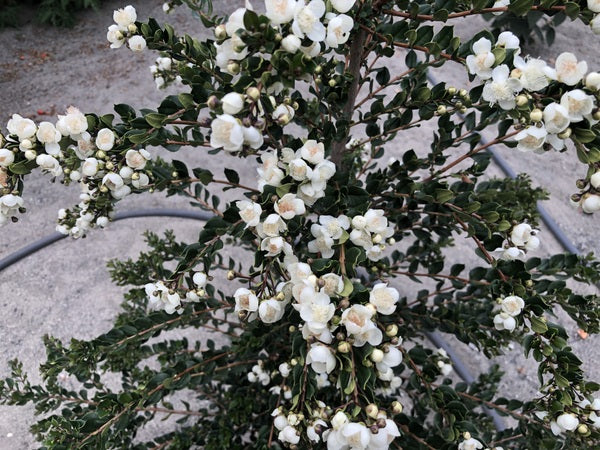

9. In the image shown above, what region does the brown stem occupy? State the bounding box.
[383,5,566,21]
[330,27,369,167]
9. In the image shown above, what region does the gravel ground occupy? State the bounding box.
[0,1,599,448]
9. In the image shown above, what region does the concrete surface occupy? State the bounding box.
[0,1,599,448]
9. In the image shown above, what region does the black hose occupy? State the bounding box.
[0,209,213,272]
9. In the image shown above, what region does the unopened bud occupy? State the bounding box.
[105,161,114,171]
[96,150,107,159]
[328,79,337,87]
[24,150,37,161]
[227,270,235,280]
[207,95,220,109]
[391,401,403,414]
[227,62,240,74]
[530,108,543,122]
[557,128,572,139]
[447,86,457,95]
[459,89,468,98]
[246,86,260,101]
[578,424,589,434]
[131,172,140,180]
[365,303,377,315]
[365,404,379,418]
[516,94,528,107]
[436,105,447,115]
[214,24,227,40]
[337,341,351,354]
[99,185,109,193]
[127,24,137,34]
[385,324,398,337]
[370,349,384,363]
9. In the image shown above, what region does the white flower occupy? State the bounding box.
[236,200,262,227]
[242,126,264,149]
[349,228,372,249]
[326,14,353,48]
[586,72,600,90]
[369,283,399,315]
[111,184,131,199]
[482,65,523,110]
[300,291,335,334]
[128,35,147,52]
[331,0,356,13]
[144,282,181,314]
[545,52,587,86]
[458,437,484,450]
[311,160,336,183]
[261,236,285,256]
[496,31,520,54]
[466,37,495,79]
[156,57,172,71]
[258,213,287,237]
[319,215,349,239]
[225,7,247,36]
[275,193,306,219]
[288,158,312,181]
[341,422,371,449]
[94,128,115,151]
[495,246,523,260]
[36,122,61,153]
[375,347,402,373]
[299,139,325,164]
[0,194,24,223]
[543,103,570,134]
[265,0,297,24]
[102,172,124,191]
[193,272,207,288]
[273,104,295,123]
[341,304,382,346]
[501,295,525,316]
[7,114,36,141]
[0,149,14,168]
[588,0,600,13]
[113,5,137,28]
[215,37,248,72]
[287,262,312,282]
[591,171,600,189]
[126,148,150,169]
[278,425,300,444]
[56,106,88,138]
[281,34,302,52]
[364,209,391,235]
[259,298,286,323]
[36,154,62,176]
[306,344,336,374]
[308,225,335,258]
[515,126,547,152]
[307,419,327,442]
[292,0,326,42]
[369,419,400,449]
[320,273,344,296]
[513,56,549,92]
[560,89,595,122]
[81,158,99,177]
[582,194,600,213]
[234,288,258,312]
[210,115,244,151]
[511,223,535,246]
[525,235,540,251]
[554,413,579,434]
[107,24,125,48]
[221,92,245,115]
[493,312,516,332]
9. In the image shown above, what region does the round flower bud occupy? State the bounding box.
[557,128,572,139]
[370,349,384,363]
[221,92,245,115]
[214,24,227,40]
[530,109,543,122]
[586,71,600,90]
[582,194,600,213]
[436,105,447,115]
[385,324,398,337]
[391,401,403,414]
[337,341,351,353]
[128,35,147,52]
[365,404,379,419]
[24,150,37,161]
[246,86,260,101]
[516,94,528,106]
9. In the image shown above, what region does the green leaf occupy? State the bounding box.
[340,278,354,297]
[530,316,548,334]
[224,168,240,185]
[145,113,167,128]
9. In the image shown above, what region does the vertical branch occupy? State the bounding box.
[330,27,368,168]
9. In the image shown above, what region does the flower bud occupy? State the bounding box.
[337,341,351,354]
[227,62,240,74]
[391,401,403,414]
[96,150,107,159]
[530,109,543,122]
[365,404,379,418]
[214,24,227,40]
[24,150,37,161]
[590,171,600,189]
[436,105,447,115]
[246,86,260,101]
[459,89,468,98]
[207,95,220,109]
[557,128,572,139]
[127,24,137,33]
[516,94,528,107]
[370,349,384,363]
[385,324,398,337]
[576,178,588,189]
[578,424,589,434]
[227,270,235,280]
[365,303,377,315]
[328,79,337,87]
[447,86,457,95]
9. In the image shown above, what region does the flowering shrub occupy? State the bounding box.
[2,0,600,448]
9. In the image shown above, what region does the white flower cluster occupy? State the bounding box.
[144,271,208,314]
[588,0,600,34]
[493,295,525,332]
[576,170,600,213]
[536,397,600,436]
[214,0,357,76]
[457,432,483,450]
[247,360,271,385]
[435,348,453,376]
[149,56,183,90]
[467,33,599,156]
[348,209,395,261]
[107,5,146,52]
[495,222,539,261]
